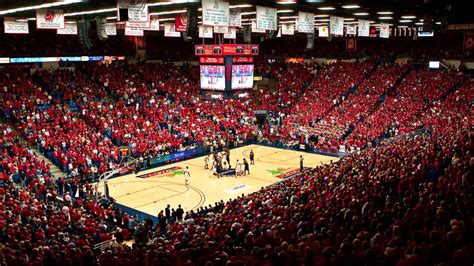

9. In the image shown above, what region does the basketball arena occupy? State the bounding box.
[0,1,473,265]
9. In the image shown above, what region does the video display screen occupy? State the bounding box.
[231,64,254,89]
[200,65,225,90]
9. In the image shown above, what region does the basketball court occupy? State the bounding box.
[98,144,337,217]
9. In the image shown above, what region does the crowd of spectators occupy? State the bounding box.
[346,69,460,150]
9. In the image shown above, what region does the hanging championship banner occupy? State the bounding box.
[380,23,390,38]
[224,27,236,39]
[346,24,357,35]
[146,18,160,31]
[329,16,344,35]
[214,26,228,33]
[229,8,241,27]
[36,9,65,29]
[202,0,229,27]
[252,21,266,33]
[126,18,150,28]
[4,17,29,34]
[297,11,314,33]
[57,21,77,35]
[281,23,295,35]
[318,26,329,37]
[199,25,213,38]
[175,13,188,32]
[358,19,370,37]
[125,26,144,36]
[256,6,277,31]
[164,23,180,37]
[117,0,148,22]
[105,23,117,35]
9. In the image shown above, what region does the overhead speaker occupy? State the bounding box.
[78,20,92,50]
[243,25,251,43]
[182,7,198,42]
[423,14,432,32]
[306,33,315,50]
[96,18,108,41]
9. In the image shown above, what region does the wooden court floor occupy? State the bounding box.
[98,145,337,216]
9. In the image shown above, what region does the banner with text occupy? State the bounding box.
[256,6,277,31]
[297,11,314,33]
[346,24,357,35]
[202,0,229,27]
[146,18,160,31]
[57,21,77,35]
[164,23,180,37]
[175,13,188,32]
[318,26,329,37]
[358,19,370,37]
[105,23,117,35]
[224,27,236,39]
[329,16,344,35]
[125,26,144,36]
[117,0,148,22]
[281,23,295,35]
[229,8,241,27]
[36,9,65,29]
[380,23,390,38]
[199,25,213,38]
[4,17,29,34]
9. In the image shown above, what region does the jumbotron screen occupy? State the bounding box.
[200,65,225,90]
[231,64,254,89]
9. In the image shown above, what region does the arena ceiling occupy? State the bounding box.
[0,0,471,27]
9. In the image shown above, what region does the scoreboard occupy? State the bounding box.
[195,44,258,94]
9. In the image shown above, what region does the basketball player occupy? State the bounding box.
[235,159,241,177]
[204,155,210,169]
[300,155,304,172]
[243,158,250,175]
[184,166,190,185]
[249,150,255,165]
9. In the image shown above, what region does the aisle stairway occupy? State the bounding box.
[33,148,65,177]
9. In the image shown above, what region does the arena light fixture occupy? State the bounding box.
[314,14,329,17]
[342,5,360,9]
[379,16,393,20]
[397,25,409,28]
[315,19,330,22]
[0,0,83,15]
[318,6,336,10]
[344,18,355,21]
[401,15,416,19]
[277,0,297,4]
[415,22,423,25]
[279,16,298,19]
[399,19,412,23]
[242,11,257,16]
[377,11,393,15]
[150,9,187,16]
[277,9,294,13]
[353,12,369,16]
